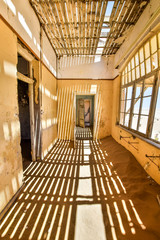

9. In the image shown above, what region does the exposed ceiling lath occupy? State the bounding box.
[29,0,149,58]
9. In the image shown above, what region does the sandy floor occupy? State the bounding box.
[0,136,160,240]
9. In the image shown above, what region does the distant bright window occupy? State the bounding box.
[120,31,160,144]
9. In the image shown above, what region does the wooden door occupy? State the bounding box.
[79,99,85,128]
[84,100,90,124]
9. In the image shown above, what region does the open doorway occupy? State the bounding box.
[17,54,32,171]
[76,95,94,140]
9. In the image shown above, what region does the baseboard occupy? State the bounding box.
[0,183,25,221]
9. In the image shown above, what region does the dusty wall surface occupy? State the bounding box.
[58,56,118,79]
[57,80,113,140]
[41,65,58,159]
[0,20,23,213]
[111,76,160,184]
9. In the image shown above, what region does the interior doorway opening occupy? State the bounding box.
[76,95,94,140]
[17,54,32,171]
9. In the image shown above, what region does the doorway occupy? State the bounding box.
[17,54,32,171]
[76,95,94,140]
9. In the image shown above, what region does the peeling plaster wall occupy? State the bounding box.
[0,20,23,213]
[57,80,113,140]
[41,65,58,159]
[111,76,160,184]
[58,56,118,79]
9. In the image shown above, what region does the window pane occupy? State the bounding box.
[133,99,141,114]
[135,81,143,98]
[131,57,135,69]
[138,116,148,134]
[151,82,160,141]
[126,100,131,112]
[128,71,131,82]
[144,76,154,96]
[135,53,139,66]
[128,62,131,71]
[144,42,150,59]
[151,35,157,54]
[146,58,151,74]
[122,75,124,85]
[124,114,130,127]
[132,69,135,81]
[140,62,145,76]
[151,53,158,70]
[124,74,127,84]
[127,86,133,99]
[120,112,124,125]
[131,114,138,130]
[136,66,140,79]
[139,47,144,63]
[141,97,151,115]
[120,100,125,113]
[121,88,126,100]
[158,32,160,49]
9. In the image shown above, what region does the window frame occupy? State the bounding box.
[119,69,160,144]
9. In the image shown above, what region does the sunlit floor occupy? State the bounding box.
[1,137,160,240]
[76,126,93,140]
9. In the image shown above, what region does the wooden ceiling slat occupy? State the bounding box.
[89,1,97,55]
[103,0,125,55]
[29,0,150,58]
[60,1,74,54]
[107,0,130,55]
[82,2,86,55]
[86,1,91,55]
[92,0,102,54]
[93,0,108,55]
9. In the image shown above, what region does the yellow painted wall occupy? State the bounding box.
[41,65,58,158]
[111,76,160,184]
[0,20,23,213]
[58,79,113,140]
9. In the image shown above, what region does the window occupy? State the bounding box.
[120,31,160,144]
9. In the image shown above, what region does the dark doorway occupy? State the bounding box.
[17,55,32,171]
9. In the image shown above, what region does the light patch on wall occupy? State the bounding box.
[18,170,23,186]
[39,84,44,94]
[45,88,50,98]
[0,156,5,175]
[37,43,41,52]
[5,185,10,201]
[42,120,46,130]
[0,191,6,209]
[18,12,32,39]
[3,0,16,15]
[90,85,97,93]
[33,37,37,45]
[42,118,57,130]
[3,122,10,141]
[12,177,18,193]
[11,121,20,139]
[4,61,16,77]
[43,53,49,66]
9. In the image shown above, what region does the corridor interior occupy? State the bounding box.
[0,137,160,240]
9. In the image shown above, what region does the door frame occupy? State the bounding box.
[73,91,98,145]
[17,43,36,161]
